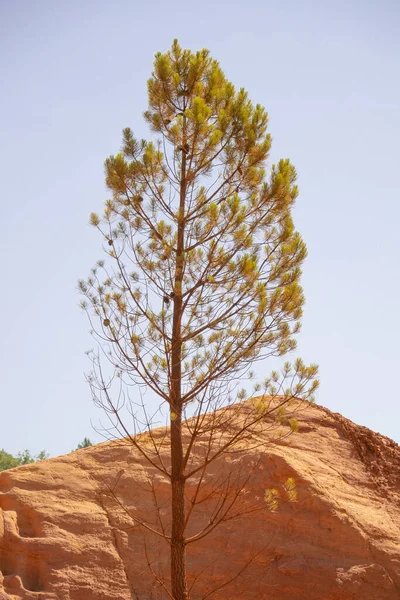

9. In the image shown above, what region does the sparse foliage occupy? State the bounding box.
[76,437,93,449]
[80,40,318,600]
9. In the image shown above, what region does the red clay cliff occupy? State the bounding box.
[0,401,399,599]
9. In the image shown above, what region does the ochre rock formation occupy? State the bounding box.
[0,401,399,599]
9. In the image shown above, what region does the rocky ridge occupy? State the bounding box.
[0,401,399,599]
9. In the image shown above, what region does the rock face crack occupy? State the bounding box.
[0,511,61,598]
[0,503,45,596]
[97,495,135,600]
[74,459,135,599]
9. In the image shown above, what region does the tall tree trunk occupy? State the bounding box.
[170,138,188,600]
[170,414,188,600]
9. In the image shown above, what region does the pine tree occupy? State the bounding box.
[80,40,318,600]
[76,437,93,449]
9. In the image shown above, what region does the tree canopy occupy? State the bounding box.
[0,448,49,472]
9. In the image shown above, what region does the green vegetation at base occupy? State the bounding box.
[0,448,49,472]
[0,438,93,472]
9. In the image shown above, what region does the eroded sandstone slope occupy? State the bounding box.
[0,401,399,600]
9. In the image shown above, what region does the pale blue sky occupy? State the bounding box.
[1,0,399,456]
